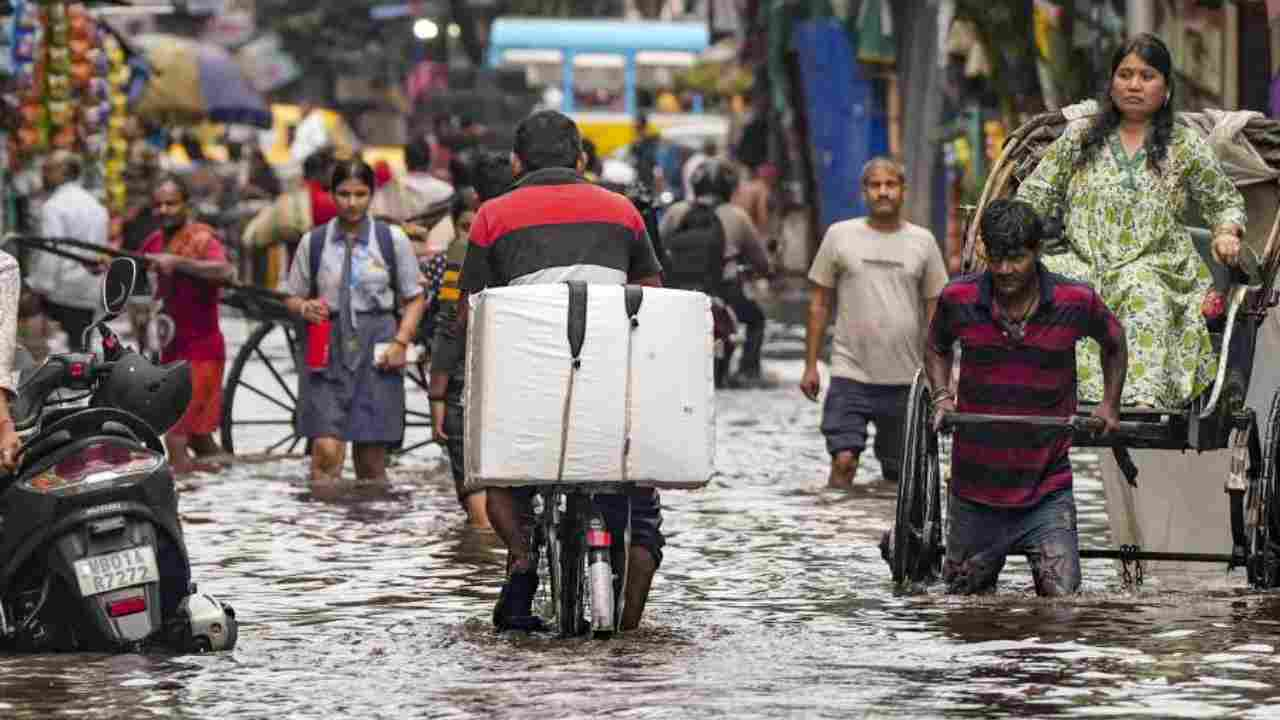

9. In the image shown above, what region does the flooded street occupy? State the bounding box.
[5,320,1280,719]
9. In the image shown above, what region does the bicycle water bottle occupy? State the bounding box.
[585,515,615,632]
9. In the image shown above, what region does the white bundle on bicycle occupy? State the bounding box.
[464,283,715,490]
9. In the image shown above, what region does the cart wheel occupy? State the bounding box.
[395,351,436,458]
[891,370,944,587]
[221,321,304,458]
[1248,387,1280,588]
[220,322,435,459]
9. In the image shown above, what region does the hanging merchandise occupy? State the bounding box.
[3,2,127,213]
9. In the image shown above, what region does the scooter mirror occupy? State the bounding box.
[102,258,138,318]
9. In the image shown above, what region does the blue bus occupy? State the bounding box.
[487,17,715,154]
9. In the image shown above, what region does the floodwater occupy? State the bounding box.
[4,320,1280,719]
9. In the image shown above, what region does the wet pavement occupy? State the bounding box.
[4,315,1280,719]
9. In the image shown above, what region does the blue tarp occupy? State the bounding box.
[792,20,889,237]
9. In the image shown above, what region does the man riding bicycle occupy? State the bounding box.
[454,110,665,632]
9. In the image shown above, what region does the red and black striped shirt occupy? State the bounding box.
[460,168,662,292]
[927,265,1124,508]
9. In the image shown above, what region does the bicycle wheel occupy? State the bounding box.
[891,370,943,586]
[556,494,589,638]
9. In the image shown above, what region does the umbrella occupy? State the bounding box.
[132,33,271,128]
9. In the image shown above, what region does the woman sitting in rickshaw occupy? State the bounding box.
[1014,33,1247,409]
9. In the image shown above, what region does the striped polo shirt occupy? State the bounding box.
[927,264,1125,508]
[459,167,662,291]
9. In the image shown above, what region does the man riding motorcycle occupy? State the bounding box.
[658,159,772,387]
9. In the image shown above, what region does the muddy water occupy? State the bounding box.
[3,342,1280,718]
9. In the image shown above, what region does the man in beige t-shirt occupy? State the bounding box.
[801,157,948,488]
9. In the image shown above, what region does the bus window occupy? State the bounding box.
[501,49,564,91]
[573,53,625,111]
[636,50,695,113]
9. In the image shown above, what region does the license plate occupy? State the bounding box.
[73,546,159,597]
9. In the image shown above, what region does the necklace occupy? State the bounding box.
[995,294,1039,343]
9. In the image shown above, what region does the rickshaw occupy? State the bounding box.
[888,102,1280,590]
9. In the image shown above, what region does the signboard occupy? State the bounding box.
[237,32,300,92]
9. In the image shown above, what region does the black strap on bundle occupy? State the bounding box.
[624,285,643,327]
[566,281,588,368]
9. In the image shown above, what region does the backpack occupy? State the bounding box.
[308,220,401,318]
[663,203,726,295]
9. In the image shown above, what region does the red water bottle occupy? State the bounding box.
[306,319,332,371]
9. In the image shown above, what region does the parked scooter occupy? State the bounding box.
[0,258,237,653]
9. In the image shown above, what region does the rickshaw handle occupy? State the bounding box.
[940,412,1142,484]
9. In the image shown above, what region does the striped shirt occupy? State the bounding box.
[927,264,1124,508]
[459,168,662,292]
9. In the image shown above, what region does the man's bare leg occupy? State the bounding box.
[165,433,194,474]
[620,545,657,630]
[487,487,531,572]
[829,450,859,489]
[464,490,491,529]
[189,434,222,458]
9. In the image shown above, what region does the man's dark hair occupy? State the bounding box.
[979,199,1043,258]
[404,137,432,173]
[472,151,514,201]
[302,147,335,183]
[154,173,191,202]
[450,187,479,221]
[514,110,582,173]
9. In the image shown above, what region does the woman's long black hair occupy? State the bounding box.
[1074,33,1176,176]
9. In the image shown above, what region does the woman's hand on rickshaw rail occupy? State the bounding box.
[1091,403,1121,437]
[1211,232,1242,267]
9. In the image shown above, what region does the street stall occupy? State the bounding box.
[2,0,135,232]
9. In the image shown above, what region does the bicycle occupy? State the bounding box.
[529,485,633,638]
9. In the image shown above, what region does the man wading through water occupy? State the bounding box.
[924,199,1127,595]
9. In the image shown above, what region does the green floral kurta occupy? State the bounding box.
[1016,122,1247,407]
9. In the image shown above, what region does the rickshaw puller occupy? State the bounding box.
[925,200,1128,596]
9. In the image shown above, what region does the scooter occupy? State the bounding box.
[0,258,237,653]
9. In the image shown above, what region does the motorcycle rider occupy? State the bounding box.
[659,159,771,387]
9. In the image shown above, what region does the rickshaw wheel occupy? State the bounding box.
[1248,387,1280,589]
[892,370,944,587]
[221,321,304,457]
[219,321,435,459]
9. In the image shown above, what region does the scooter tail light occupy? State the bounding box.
[586,528,612,548]
[107,596,147,618]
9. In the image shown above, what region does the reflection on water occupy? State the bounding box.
[4,367,1280,718]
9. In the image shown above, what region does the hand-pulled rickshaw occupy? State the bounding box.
[888,103,1280,590]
